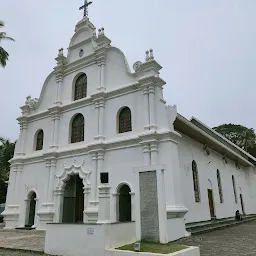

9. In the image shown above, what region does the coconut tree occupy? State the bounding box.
[0,21,15,67]
[0,137,15,203]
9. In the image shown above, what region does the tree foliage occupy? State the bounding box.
[213,124,256,157]
[0,20,15,67]
[0,137,15,203]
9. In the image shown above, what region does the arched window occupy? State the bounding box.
[74,74,87,100]
[118,107,132,133]
[36,130,44,151]
[71,114,84,143]
[217,169,223,203]
[232,175,237,203]
[192,160,200,202]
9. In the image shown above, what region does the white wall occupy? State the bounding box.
[178,132,255,223]
[45,222,136,256]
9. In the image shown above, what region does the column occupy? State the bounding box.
[97,64,102,89]
[148,85,156,130]
[83,186,91,223]
[98,99,105,139]
[48,159,57,202]
[97,185,111,223]
[50,116,55,148]
[130,192,136,221]
[18,121,28,155]
[12,168,17,204]
[53,189,64,223]
[55,80,63,105]
[97,151,104,198]
[150,141,158,166]
[45,160,51,202]
[94,101,100,140]
[100,63,105,89]
[53,114,60,147]
[15,165,23,205]
[143,87,150,130]
[90,152,98,204]
[142,144,150,166]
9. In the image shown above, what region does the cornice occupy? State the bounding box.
[69,37,94,51]
[64,53,97,75]
[10,131,177,165]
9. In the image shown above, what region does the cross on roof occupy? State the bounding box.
[79,0,93,17]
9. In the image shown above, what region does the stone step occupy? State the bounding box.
[186,215,256,235]
[15,227,36,230]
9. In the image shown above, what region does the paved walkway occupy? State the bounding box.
[0,229,45,253]
[0,221,256,255]
[177,220,256,256]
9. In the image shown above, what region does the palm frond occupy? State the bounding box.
[0,21,4,27]
[0,32,15,42]
[0,46,9,67]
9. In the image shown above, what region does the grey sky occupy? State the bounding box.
[1,0,256,141]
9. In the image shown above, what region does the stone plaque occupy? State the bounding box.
[139,171,159,242]
[87,228,94,235]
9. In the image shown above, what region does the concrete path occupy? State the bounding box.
[0,229,45,252]
[0,221,256,255]
[178,220,256,256]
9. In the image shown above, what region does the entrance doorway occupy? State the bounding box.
[62,175,84,223]
[118,184,131,222]
[208,189,215,218]
[240,194,245,215]
[26,192,36,227]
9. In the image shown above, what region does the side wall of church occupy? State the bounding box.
[177,132,255,224]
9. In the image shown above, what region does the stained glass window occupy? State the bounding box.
[192,160,200,202]
[71,114,84,143]
[119,107,132,133]
[217,169,223,203]
[232,175,237,203]
[74,74,87,101]
[36,130,44,151]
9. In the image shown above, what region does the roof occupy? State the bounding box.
[174,114,256,168]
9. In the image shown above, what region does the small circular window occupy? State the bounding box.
[79,49,84,57]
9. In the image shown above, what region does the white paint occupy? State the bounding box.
[2,16,256,256]
[45,222,136,256]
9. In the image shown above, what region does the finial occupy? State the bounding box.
[98,28,105,36]
[145,50,150,61]
[58,48,64,56]
[149,49,154,60]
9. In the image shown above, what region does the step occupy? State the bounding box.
[188,216,256,235]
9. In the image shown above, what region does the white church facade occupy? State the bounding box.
[3,14,256,248]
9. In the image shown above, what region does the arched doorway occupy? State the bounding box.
[62,175,84,223]
[26,192,37,227]
[118,184,131,222]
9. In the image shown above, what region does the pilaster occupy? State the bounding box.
[97,185,111,223]
[92,91,106,141]
[49,105,62,150]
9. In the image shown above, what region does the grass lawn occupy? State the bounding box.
[117,242,188,254]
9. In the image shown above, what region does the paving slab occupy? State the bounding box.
[177,220,256,256]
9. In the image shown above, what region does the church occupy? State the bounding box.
[2,3,256,255]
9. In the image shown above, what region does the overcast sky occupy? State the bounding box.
[1,0,256,141]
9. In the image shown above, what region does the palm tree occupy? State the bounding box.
[0,137,15,203]
[0,21,14,67]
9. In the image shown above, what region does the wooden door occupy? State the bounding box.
[27,193,36,227]
[208,189,215,218]
[240,194,245,214]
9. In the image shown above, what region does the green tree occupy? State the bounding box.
[0,21,14,67]
[213,124,256,157]
[0,137,15,203]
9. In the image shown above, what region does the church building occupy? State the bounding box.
[2,5,256,251]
